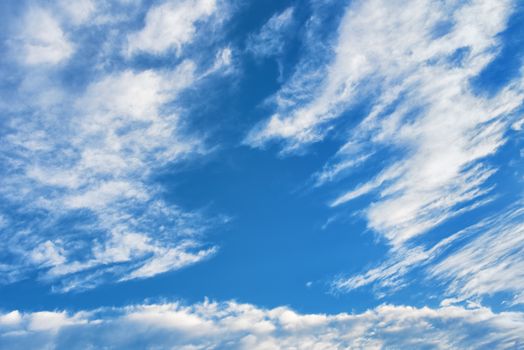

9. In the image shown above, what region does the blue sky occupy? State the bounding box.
[0,0,523,348]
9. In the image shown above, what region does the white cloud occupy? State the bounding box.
[6,62,198,203]
[27,312,85,332]
[333,204,524,307]
[245,0,524,305]
[249,0,522,242]
[0,311,22,327]
[0,56,218,290]
[56,0,96,25]
[0,300,523,349]
[126,0,218,56]
[246,7,294,58]
[209,46,233,72]
[123,242,217,280]
[314,152,373,187]
[248,0,521,148]
[15,7,74,65]
[30,241,67,267]
[430,206,524,305]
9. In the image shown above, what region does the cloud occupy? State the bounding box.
[0,0,234,291]
[246,0,523,286]
[56,0,97,26]
[246,7,295,58]
[0,311,21,327]
[247,0,522,149]
[429,205,524,305]
[13,6,74,65]
[333,203,524,307]
[243,0,524,309]
[314,152,374,187]
[125,0,218,56]
[0,300,523,349]
[0,61,217,291]
[27,311,85,332]
[244,3,335,150]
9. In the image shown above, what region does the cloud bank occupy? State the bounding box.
[1,300,523,349]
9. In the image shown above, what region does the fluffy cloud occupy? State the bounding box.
[126,0,218,56]
[0,300,523,349]
[56,0,97,25]
[14,6,74,65]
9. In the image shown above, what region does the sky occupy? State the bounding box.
[0,0,523,349]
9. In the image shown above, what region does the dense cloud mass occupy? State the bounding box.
[1,301,523,350]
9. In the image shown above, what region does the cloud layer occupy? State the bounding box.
[1,300,523,349]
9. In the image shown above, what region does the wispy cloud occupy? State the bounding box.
[245,0,524,305]
[125,0,219,57]
[246,7,295,59]
[430,205,524,305]
[1,300,523,349]
[247,0,522,150]
[0,0,233,292]
[333,203,524,307]
[0,62,217,292]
